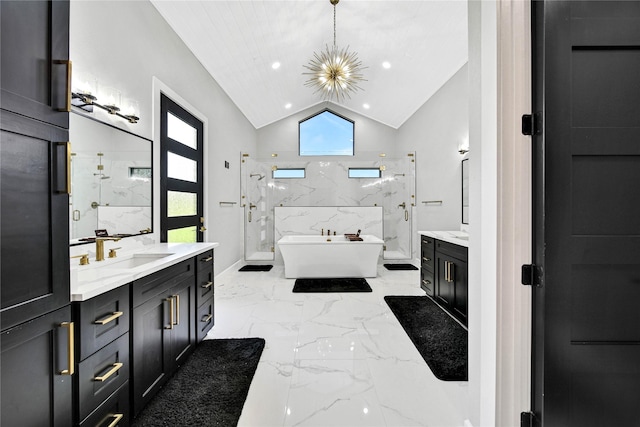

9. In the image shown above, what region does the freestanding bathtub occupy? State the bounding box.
[278,234,384,279]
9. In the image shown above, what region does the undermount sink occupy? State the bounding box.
[107,253,174,269]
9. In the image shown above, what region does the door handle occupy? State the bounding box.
[60,321,75,375]
[165,297,174,329]
[248,210,252,222]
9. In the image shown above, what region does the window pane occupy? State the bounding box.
[348,168,381,178]
[299,110,354,156]
[168,191,197,217]
[273,168,305,179]
[168,226,197,243]
[168,152,197,182]
[167,112,197,149]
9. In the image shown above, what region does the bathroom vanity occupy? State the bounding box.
[419,231,468,326]
[70,242,218,424]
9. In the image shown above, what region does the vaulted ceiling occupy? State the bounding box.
[150,0,468,129]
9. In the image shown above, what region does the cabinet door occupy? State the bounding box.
[436,254,455,308]
[1,110,70,330]
[0,0,70,128]
[0,305,73,427]
[132,295,172,416]
[452,257,468,326]
[168,278,196,369]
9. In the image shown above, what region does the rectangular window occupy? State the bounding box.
[272,168,305,179]
[348,168,381,178]
[129,167,151,180]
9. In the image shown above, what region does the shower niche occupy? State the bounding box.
[240,151,416,262]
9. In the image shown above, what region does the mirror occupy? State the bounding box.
[69,113,152,245]
[462,158,469,224]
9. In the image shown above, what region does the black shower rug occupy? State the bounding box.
[293,277,372,293]
[384,263,418,271]
[133,338,265,427]
[384,296,467,381]
[239,264,273,272]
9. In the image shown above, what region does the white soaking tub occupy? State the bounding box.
[277,234,384,279]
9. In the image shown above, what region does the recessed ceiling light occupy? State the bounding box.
[272,62,281,70]
[363,103,370,109]
[382,61,391,69]
[285,103,292,109]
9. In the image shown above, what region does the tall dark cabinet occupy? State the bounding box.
[1,1,73,425]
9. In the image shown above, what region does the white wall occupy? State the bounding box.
[397,63,470,233]
[69,1,257,272]
[256,103,398,158]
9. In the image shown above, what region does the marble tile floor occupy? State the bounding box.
[206,264,469,427]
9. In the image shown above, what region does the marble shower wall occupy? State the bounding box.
[242,156,415,261]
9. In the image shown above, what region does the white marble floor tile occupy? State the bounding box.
[212,265,468,427]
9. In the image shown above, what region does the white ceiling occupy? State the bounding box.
[150,0,468,129]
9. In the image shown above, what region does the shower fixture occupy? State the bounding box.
[250,173,265,180]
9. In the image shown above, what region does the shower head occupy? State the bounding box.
[250,173,265,181]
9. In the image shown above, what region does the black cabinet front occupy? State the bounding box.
[0,305,73,427]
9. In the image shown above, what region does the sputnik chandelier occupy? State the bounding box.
[303,0,366,102]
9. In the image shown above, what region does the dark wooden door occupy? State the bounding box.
[0,305,73,427]
[131,294,172,416]
[532,2,640,425]
[168,278,196,368]
[0,0,70,129]
[1,110,70,330]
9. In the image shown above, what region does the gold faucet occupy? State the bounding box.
[95,237,122,261]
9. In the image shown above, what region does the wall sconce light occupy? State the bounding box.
[71,89,139,124]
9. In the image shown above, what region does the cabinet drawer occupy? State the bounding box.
[79,382,130,427]
[436,239,468,260]
[420,268,435,296]
[196,250,214,273]
[197,268,214,306]
[132,259,195,307]
[75,285,130,361]
[77,333,130,422]
[196,297,214,342]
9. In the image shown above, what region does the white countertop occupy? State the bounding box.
[70,242,219,301]
[418,230,469,248]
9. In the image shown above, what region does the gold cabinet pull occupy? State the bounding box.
[201,313,213,323]
[201,281,213,289]
[422,257,431,262]
[201,256,213,262]
[94,362,123,382]
[94,311,123,325]
[422,279,431,286]
[60,321,75,375]
[450,262,455,282]
[165,297,174,330]
[53,59,72,112]
[444,261,450,282]
[106,413,124,427]
[174,294,180,326]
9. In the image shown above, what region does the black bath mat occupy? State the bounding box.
[293,278,372,293]
[384,263,418,271]
[385,296,467,381]
[239,264,273,272]
[133,338,265,426]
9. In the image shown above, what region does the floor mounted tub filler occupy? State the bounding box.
[277,235,384,279]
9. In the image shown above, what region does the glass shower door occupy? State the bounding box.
[241,155,274,261]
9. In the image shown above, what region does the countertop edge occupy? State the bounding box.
[418,231,469,248]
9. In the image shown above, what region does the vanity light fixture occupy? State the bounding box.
[303,0,366,102]
[72,91,139,124]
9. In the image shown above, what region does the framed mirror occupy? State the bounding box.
[69,113,152,245]
[462,158,469,224]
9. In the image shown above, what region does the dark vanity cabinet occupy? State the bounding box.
[196,250,215,341]
[1,1,73,424]
[131,259,197,416]
[73,285,131,426]
[421,236,468,326]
